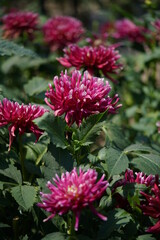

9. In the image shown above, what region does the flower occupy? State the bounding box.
[58,44,122,82]
[1,11,39,40]
[42,16,84,51]
[113,19,147,43]
[113,169,155,190]
[0,98,48,150]
[45,70,121,126]
[140,183,160,233]
[38,168,108,231]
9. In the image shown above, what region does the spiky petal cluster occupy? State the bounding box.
[140,184,160,233]
[114,19,146,43]
[58,44,122,82]
[42,16,84,51]
[38,168,108,231]
[45,70,121,126]
[113,169,155,190]
[1,11,39,40]
[0,98,48,149]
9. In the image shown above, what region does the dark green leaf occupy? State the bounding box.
[0,164,22,184]
[24,77,49,96]
[41,232,66,240]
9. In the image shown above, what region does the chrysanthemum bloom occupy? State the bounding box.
[113,19,147,43]
[140,183,160,233]
[45,70,121,126]
[38,168,109,231]
[0,98,48,150]
[1,11,39,40]
[58,44,122,82]
[42,16,84,51]
[113,169,155,190]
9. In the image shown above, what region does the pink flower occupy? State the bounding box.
[114,19,147,43]
[1,11,39,40]
[45,70,122,126]
[113,169,155,190]
[42,16,84,51]
[153,19,160,32]
[38,168,108,231]
[156,122,160,133]
[140,183,160,233]
[0,98,48,150]
[58,44,122,82]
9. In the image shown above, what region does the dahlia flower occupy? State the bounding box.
[45,70,121,126]
[0,98,48,150]
[42,16,84,51]
[58,44,122,82]
[140,183,160,233]
[1,11,39,40]
[38,168,108,231]
[113,169,155,190]
[114,19,146,43]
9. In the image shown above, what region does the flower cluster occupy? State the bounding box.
[113,19,147,43]
[1,11,39,40]
[0,98,48,149]
[38,168,108,231]
[43,16,84,51]
[58,44,122,82]
[45,70,121,126]
[140,184,160,233]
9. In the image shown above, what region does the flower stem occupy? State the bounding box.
[67,213,76,237]
[19,135,26,181]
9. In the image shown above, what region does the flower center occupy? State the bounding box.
[67,185,78,197]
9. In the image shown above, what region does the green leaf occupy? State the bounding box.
[0,164,22,184]
[132,154,160,175]
[0,39,38,57]
[11,185,37,211]
[136,234,156,240]
[41,232,66,240]
[100,147,129,177]
[124,144,158,154]
[35,113,68,149]
[98,209,132,239]
[24,77,49,96]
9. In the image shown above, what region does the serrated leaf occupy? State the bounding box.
[0,164,22,184]
[24,77,49,96]
[132,154,160,175]
[35,113,68,149]
[136,234,156,240]
[41,232,65,240]
[11,185,37,210]
[101,147,129,177]
[0,39,38,57]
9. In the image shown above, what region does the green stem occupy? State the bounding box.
[67,213,76,237]
[19,135,26,181]
[13,216,19,240]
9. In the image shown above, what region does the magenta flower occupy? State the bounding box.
[156,122,160,133]
[45,70,121,126]
[140,183,160,233]
[58,44,122,82]
[1,11,39,40]
[38,168,108,231]
[113,169,155,190]
[42,16,84,51]
[114,19,147,43]
[0,98,48,150]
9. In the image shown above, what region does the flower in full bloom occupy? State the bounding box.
[0,98,48,150]
[113,19,147,43]
[45,70,122,126]
[42,16,84,51]
[38,168,109,231]
[1,11,39,40]
[140,183,160,233]
[58,44,122,82]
